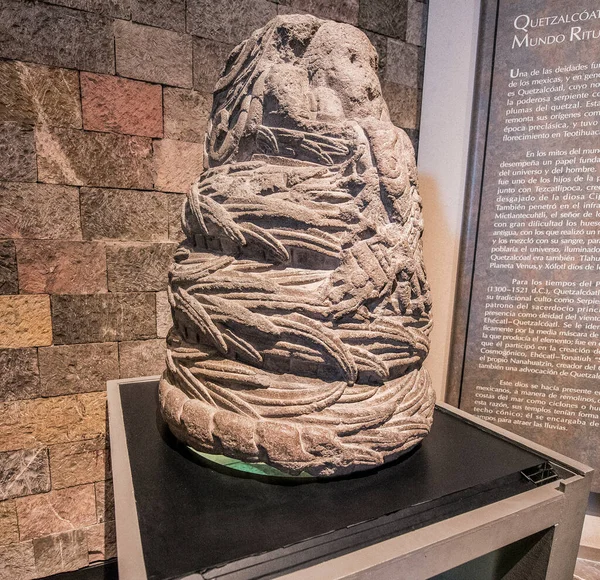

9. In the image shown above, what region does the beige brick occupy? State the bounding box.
[36,127,153,189]
[0,542,36,580]
[0,182,81,240]
[119,339,167,378]
[16,484,96,541]
[156,291,173,338]
[0,501,18,547]
[131,0,185,32]
[95,480,114,523]
[0,295,52,348]
[153,139,204,193]
[115,20,192,88]
[15,241,107,295]
[168,194,186,242]
[33,529,88,577]
[164,88,211,143]
[192,37,234,93]
[49,438,110,489]
[0,392,106,453]
[0,61,81,128]
[86,521,116,563]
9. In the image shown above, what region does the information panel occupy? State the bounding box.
[459,0,600,477]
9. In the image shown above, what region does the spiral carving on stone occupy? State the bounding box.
[159,14,435,476]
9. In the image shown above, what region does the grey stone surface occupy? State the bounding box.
[161,15,434,477]
[382,81,420,129]
[0,0,114,74]
[42,0,130,19]
[192,37,235,93]
[164,88,211,143]
[0,349,40,402]
[0,241,18,295]
[131,0,185,32]
[386,38,422,88]
[406,0,427,46]
[0,448,50,501]
[0,123,36,183]
[279,0,358,24]
[358,0,408,39]
[115,20,193,88]
[119,339,167,378]
[187,0,277,44]
[51,293,156,344]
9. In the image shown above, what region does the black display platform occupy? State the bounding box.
[117,380,553,580]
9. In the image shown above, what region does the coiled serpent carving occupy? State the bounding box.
[159,14,435,476]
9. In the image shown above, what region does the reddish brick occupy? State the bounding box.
[115,20,192,88]
[81,73,162,138]
[15,241,107,295]
[0,182,81,240]
[164,88,211,143]
[119,339,167,378]
[16,484,96,541]
[36,127,153,189]
[153,139,204,193]
[0,295,52,348]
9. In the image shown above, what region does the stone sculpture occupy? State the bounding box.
[159,15,435,476]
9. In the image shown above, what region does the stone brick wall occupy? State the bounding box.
[0,0,427,577]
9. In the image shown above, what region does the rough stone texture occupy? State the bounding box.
[119,339,167,378]
[279,0,358,25]
[364,30,388,76]
[0,448,50,501]
[381,81,420,129]
[115,20,193,88]
[16,484,96,541]
[81,73,163,138]
[0,241,18,295]
[0,0,114,74]
[0,348,40,402]
[192,37,235,93]
[86,521,116,563]
[406,0,427,46]
[107,242,177,292]
[386,38,422,88]
[168,194,187,242]
[0,501,19,547]
[156,291,173,338]
[0,61,81,128]
[36,127,153,189]
[51,293,156,344]
[0,182,81,240]
[164,88,211,143]
[358,0,408,39]
[0,295,52,348]
[0,542,36,580]
[94,480,114,523]
[153,139,205,193]
[0,393,107,453]
[49,438,109,489]
[33,529,88,577]
[81,188,169,242]
[131,0,185,32]
[43,0,130,19]
[161,15,434,477]
[38,343,119,397]
[187,0,277,44]
[0,123,36,183]
[15,241,107,295]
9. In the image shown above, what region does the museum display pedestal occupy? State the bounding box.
[107,377,593,580]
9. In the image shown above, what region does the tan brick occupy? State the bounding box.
[81,188,169,242]
[119,339,167,378]
[0,541,36,580]
[33,529,88,577]
[16,484,96,541]
[86,521,116,563]
[406,0,427,46]
[0,392,106,453]
[0,123,36,182]
[51,294,156,344]
[0,61,81,128]
[15,241,107,295]
[115,20,192,88]
[382,81,420,129]
[36,127,153,189]
[95,480,114,523]
[38,343,119,397]
[131,0,185,32]
[0,348,40,402]
[107,242,177,292]
[153,139,204,193]
[386,38,422,88]
[168,194,186,242]
[0,448,50,501]
[156,291,173,338]
[358,0,408,40]
[0,295,52,348]
[49,438,110,489]
[0,182,81,240]
[0,501,18,547]
[81,73,163,138]
[280,0,358,24]
[192,37,234,93]
[164,88,211,143]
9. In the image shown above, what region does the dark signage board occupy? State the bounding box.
[449,0,600,487]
